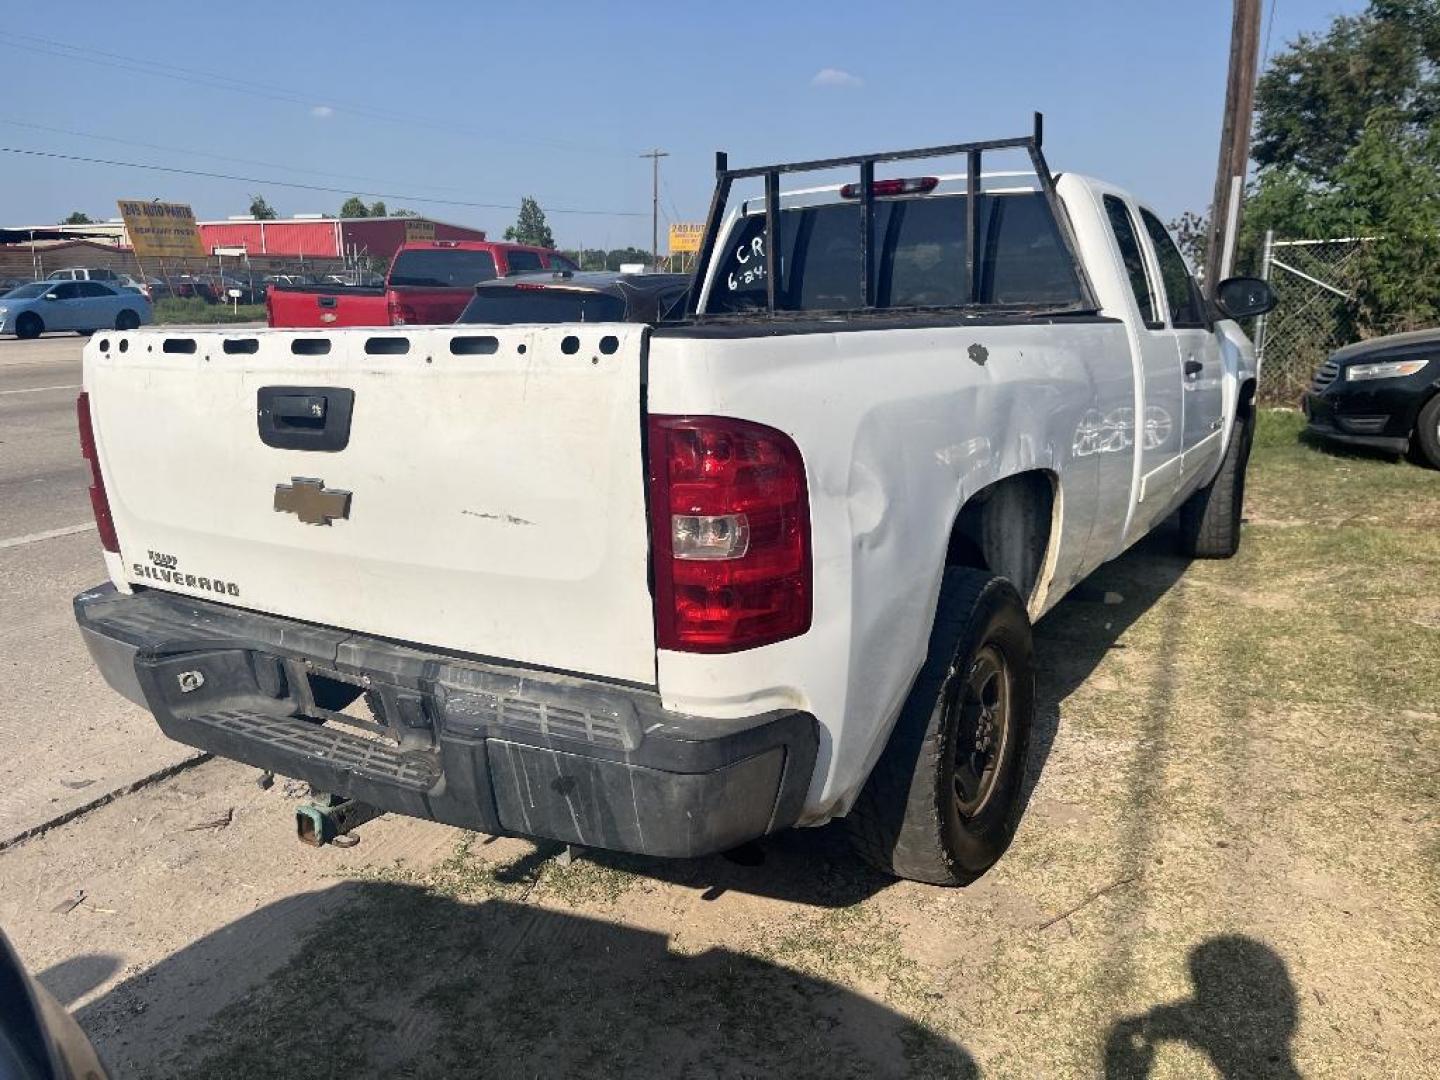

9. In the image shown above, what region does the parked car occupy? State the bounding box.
[72,123,1274,884]
[1303,327,1440,467]
[1,280,150,337]
[458,270,690,325]
[265,241,580,328]
[213,272,267,305]
[47,266,123,282]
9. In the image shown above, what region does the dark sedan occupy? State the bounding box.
[1303,327,1440,467]
[457,270,690,326]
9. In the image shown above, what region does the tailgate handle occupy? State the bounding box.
[317,296,338,309]
[257,386,355,452]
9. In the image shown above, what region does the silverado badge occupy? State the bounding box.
[274,477,352,526]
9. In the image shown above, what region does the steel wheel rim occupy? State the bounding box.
[949,644,1011,819]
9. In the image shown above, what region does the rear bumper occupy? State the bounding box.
[74,584,818,858]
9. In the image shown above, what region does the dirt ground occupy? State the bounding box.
[1,410,1436,1079]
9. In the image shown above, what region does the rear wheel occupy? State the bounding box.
[114,309,141,331]
[15,312,42,340]
[846,568,1035,885]
[1178,407,1254,558]
[1410,394,1440,470]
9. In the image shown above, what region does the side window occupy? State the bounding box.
[1103,195,1160,327]
[1139,209,1204,328]
[78,282,111,297]
[52,282,81,299]
[505,250,543,274]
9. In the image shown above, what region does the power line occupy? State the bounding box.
[0,146,645,218]
[1261,0,1279,63]
[0,118,476,195]
[3,33,632,159]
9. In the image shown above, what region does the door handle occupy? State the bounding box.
[1184,359,1204,378]
[257,386,354,452]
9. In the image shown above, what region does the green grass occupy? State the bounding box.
[153,297,266,324]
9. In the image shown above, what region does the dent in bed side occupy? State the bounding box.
[647,312,1133,821]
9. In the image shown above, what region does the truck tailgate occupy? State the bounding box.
[83,325,657,685]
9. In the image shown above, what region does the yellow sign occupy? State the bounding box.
[116,200,205,260]
[404,219,436,243]
[669,222,704,254]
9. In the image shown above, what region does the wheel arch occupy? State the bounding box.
[943,469,1061,619]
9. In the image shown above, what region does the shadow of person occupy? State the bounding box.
[36,952,122,1007]
[79,880,979,1079]
[1104,935,1301,1079]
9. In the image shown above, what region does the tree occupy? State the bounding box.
[391,208,419,217]
[339,197,370,218]
[369,200,387,218]
[249,194,278,220]
[1252,0,1439,180]
[61,211,93,225]
[504,196,555,249]
[1241,0,1440,332]
[1168,210,1210,268]
[604,247,652,271]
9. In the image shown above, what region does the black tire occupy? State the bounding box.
[75,329,97,336]
[1178,406,1254,559]
[1410,394,1440,470]
[846,568,1035,885]
[15,312,42,340]
[114,309,140,331]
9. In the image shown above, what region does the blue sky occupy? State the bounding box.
[0,1,1365,250]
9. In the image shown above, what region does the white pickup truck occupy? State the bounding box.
[73,122,1275,884]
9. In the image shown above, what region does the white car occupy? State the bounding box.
[1,280,152,338]
[71,122,1274,883]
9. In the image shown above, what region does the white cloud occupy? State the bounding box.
[310,105,334,119]
[811,67,863,89]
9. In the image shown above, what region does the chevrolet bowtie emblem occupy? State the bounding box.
[274,477,351,526]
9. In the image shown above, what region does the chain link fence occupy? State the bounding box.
[1255,236,1370,404]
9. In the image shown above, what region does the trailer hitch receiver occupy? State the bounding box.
[296,793,383,847]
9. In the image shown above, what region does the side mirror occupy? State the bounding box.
[1214,276,1276,319]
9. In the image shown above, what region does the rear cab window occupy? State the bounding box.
[458,288,627,324]
[389,250,498,288]
[704,190,1086,315]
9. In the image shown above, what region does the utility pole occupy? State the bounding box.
[1203,0,1263,294]
[640,148,669,270]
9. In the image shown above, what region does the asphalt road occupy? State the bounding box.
[0,334,200,847]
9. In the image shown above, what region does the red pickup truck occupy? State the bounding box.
[265,240,577,328]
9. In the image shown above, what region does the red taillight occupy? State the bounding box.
[647,415,811,652]
[388,300,419,325]
[76,392,118,553]
[838,176,939,199]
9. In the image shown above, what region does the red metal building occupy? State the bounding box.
[196,216,486,261]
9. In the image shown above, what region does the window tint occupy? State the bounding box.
[78,281,114,297]
[547,252,578,271]
[389,250,497,288]
[52,283,81,299]
[457,287,627,324]
[505,250,544,274]
[1103,195,1159,325]
[705,191,1085,314]
[1139,209,1204,327]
